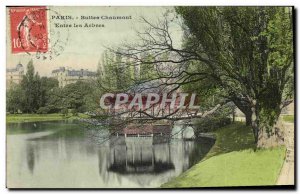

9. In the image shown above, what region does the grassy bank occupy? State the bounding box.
[6,113,90,123]
[161,122,286,187]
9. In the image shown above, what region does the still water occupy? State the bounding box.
[7,120,214,188]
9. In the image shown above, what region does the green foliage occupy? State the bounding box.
[7,60,97,114]
[176,7,294,144]
[61,81,94,112]
[70,109,78,116]
[193,104,233,135]
[20,59,40,113]
[61,108,68,116]
[7,84,24,114]
[99,50,134,92]
[36,107,51,114]
[7,60,60,114]
[194,115,231,135]
[139,54,157,81]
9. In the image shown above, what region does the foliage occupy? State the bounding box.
[7,61,97,114]
[61,81,94,112]
[36,107,51,114]
[174,7,294,145]
[98,50,134,92]
[61,108,68,116]
[20,59,40,113]
[193,104,233,135]
[7,84,24,113]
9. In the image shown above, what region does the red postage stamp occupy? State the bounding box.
[9,6,48,53]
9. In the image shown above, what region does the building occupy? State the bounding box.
[6,63,24,89]
[51,67,97,87]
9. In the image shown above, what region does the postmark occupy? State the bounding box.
[36,8,70,60]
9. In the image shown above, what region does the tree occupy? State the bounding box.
[43,87,64,113]
[111,7,293,147]
[7,84,25,113]
[97,50,134,93]
[61,81,94,113]
[37,77,59,113]
[21,59,41,113]
[176,7,293,147]
[39,77,59,107]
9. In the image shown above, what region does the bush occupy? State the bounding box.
[193,115,231,137]
[36,107,51,114]
[70,109,78,116]
[61,108,69,116]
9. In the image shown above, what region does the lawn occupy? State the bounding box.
[204,123,256,159]
[6,113,90,123]
[161,122,286,187]
[282,115,294,123]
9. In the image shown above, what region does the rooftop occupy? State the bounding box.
[7,63,23,72]
[52,67,97,77]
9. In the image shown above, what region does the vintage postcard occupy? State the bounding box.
[6,6,295,189]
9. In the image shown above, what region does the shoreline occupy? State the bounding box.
[6,113,90,124]
[161,122,286,188]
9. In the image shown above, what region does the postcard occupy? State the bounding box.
[6,6,295,189]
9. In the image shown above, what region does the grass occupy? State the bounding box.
[204,123,256,159]
[161,122,286,188]
[6,113,90,123]
[161,147,285,187]
[282,115,294,123]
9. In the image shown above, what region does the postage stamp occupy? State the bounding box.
[9,6,48,53]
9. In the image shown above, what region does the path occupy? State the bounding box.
[276,121,294,185]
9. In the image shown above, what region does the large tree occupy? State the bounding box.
[111,7,293,147]
[177,7,294,147]
[21,60,41,113]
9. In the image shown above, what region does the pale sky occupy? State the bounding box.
[7,6,183,76]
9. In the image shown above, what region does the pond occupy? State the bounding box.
[6,120,215,188]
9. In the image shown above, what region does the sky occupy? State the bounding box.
[6,6,183,77]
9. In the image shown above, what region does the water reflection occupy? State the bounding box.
[107,136,175,174]
[7,121,215,188]
[26,143,35,174]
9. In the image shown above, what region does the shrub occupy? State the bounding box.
[61,108,69,117]
[36,107,51,114]
[193,115,231,137]
[71,109,78,116]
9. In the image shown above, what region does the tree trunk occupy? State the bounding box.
[232,99,252,126]
[245,111,252,126]
[256,120,285,148]
[250,100,285,148]
[251,104,259,143]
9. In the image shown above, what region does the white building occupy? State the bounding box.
[6,63,24,89]
[52,67,97,88]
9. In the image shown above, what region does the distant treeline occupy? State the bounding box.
[7,60,98,115]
